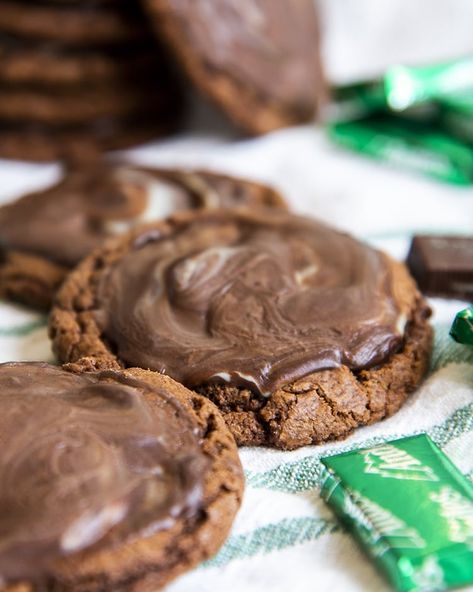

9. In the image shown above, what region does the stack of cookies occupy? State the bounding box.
[0,0,325,162]
[0,0,183,161]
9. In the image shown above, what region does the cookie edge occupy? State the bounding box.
[1,366,244,592]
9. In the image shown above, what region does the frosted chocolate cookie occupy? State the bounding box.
[142,0,325,134]
[50,209,432,450]
[0,165,285,309]
[0,362,243,591]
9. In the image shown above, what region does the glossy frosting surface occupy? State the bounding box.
[0,166,279,267]
[97,209,404,395]
[165,0,321,107]
[0,363,207,581]
[0,166,148,267]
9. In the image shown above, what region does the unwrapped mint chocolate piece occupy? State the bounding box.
[450,307,473,345]
[406,235,473,299]
[321,434,473,592]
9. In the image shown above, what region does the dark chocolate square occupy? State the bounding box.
[406,235,473,299]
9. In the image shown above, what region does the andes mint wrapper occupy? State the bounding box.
[450,307,473,346]
[439,92,473,144]
[330,57,473,120]
[385,57,473,111]
[330,83,436,122]
[321,434,473,592]
[329,83,386,121]
[328,116,473,185]
[440,108,473,145]
[440,89,473,116]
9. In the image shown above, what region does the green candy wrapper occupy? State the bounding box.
[441,90,473,115]
[321,434,473,592]
[385,57,473,111]
[330,83,386,121]
[450,307,473,345]
[440,108,473,145]
[331,57,473,120]
[331,83,437,122]
[439,92,473,144]
[328,115,473,185]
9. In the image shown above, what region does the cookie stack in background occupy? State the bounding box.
[0,0,325,162]
[0,0,184,162]
[142,0,325,135]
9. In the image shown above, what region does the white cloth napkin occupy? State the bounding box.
[318,0,473,84]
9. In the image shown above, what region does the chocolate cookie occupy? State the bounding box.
[0,110,179,162]
[142,0,325,134]
[0,1,142,45]
[49,209,432,450]
[0,37,159,86]
[22,0,127,5]
[0,85,172,125]
[0,166,286,309]
[0,362,243,591]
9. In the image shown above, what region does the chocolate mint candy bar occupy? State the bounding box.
[406,235,473,299]
[321,434,473,592]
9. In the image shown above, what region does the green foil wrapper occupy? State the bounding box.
[440,90,473,115]
[331,57,473,120]
[450,307,473,345]
[331,83,437,122]
[439,92,473,144]
[328,115,473,185]
[385,57,473,111]
[321,434,473,592]
[440,108,473,145]
[330,83,386,121]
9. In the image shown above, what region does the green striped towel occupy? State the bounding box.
[0,126,472,592]
[1,296,471,592]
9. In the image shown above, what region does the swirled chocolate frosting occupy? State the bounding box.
[155,0,321,109]
[96,209,405,396]
[0,165,283,268]
[0,363,207,581]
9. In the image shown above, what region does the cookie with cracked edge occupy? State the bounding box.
[0,362,243,592]
[0,0,143,45]
[142,0,325,134]
[49,208,432,450]
[0,165,286,309]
